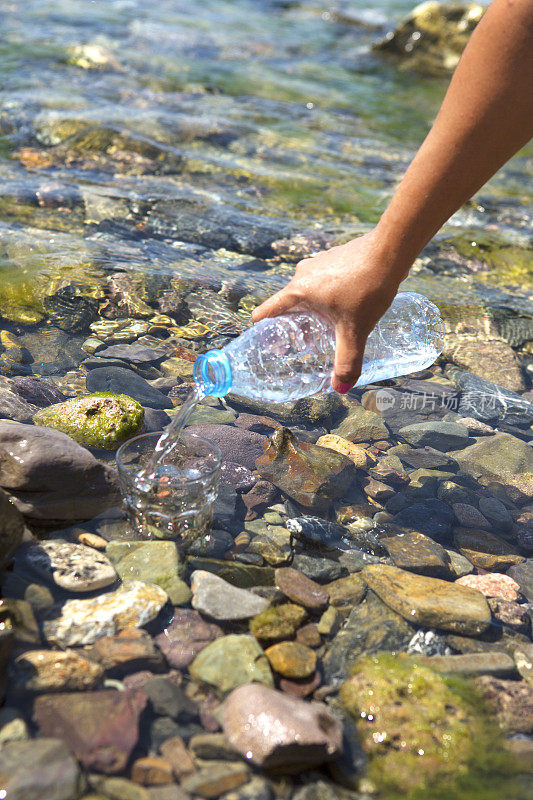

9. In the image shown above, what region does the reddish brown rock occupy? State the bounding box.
[255,428,355,513]
[361,476,395,502]
[274,567,329,610]
[488,598,530,633]
[279,670,322,698]
[222,683,343,770]
[90,627,165,675]
[154,609,223,669]
[296,623,322,648]
[242,480,279,520]
[33,689,147,773]
[131,756,173,785]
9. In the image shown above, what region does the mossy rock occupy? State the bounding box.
[339,653,519,799]
[33,392,144,450]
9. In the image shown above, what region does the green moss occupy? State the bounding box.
[249,603,306,641]
[340,653,520,800]
[33,392,144,450]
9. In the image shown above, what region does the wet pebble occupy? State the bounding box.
[190,570,270,620]
[154,609,223,669]
[264,641,317,678]
[0,738,81,800]
[10,376,67,406]
[456,573,521,602]
[249,603,307,641]
[11,648,104,692]
[189,634,273,694]
[86,366,173,409]
[274,567,329,610]
[17,540,117,593]
[90,627,165,675]
[453,527,524,571]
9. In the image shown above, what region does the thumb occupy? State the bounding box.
[332,321,364,394]
[251,288,299,323]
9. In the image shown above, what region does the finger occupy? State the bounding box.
[251,288,298,323]
[332,322,364,394]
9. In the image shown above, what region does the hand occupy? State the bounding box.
[252,230,406,393]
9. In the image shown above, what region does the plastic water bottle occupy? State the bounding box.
[193,291,445,402]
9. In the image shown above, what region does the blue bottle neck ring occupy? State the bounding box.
[193,349,233,398]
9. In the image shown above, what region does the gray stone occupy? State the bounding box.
[333,405,389,443]
[478,496,513,531]
[399,421,470,451]
[143,677,198,720]
[187,423,266,470]
[507,560,533,602]
[190,569,270,620]
[419,652,517,678]
[189,634,273,694]
[0,738,81,800]
[0,388,39,421]
[86,367,173,409]
[16,540,117,593]
[450,432,533,481]
[0,422,119,521]
[96,344,167,363]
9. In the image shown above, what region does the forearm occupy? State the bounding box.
[376,0,533,275]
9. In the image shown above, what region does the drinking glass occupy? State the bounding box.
[116,431,221,550]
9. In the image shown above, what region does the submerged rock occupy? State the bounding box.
[453,527,524,571]
[15,540,117,593]
[0,422,119,521]
[154,608,223,669]
[86,367,173,409]
[362,564,491,635]
[256,428,354,513]
[190,570,270,620]
[450,432,533,481]
[34,689,147,773]
[33,392,144,449]
[43,581,168,646]
[340,652,504,796]
[223,683,343,770]
[189,634,273,694]
[11,376,67,406]
[106,541,190,606]
[11,648,104,692]
[0,388,39,421]
[0,738,81,800]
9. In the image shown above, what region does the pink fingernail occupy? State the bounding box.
[335,382,352,394]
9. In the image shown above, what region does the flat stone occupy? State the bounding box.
[507,561,533,601]
[190,570,269,620]
[324,574,366,607]
[154,609,223,669]
[86,367,173,409]
[264,641,317,678]
[453,527,524,570]
[131,757,174,786]
[476,676,533,734]
[450,432,533,481]
[188,732,241,762]
[11,648,104,692]
[0,738,81,800]
[392,499,454,542]
[34,689,148,773]
[256,428,354,514]
[363,564,491,635]
[378,526,452,578]
[279,670,322,699]
[418,652,516,677]
[90,627,165,675]
[249,603,307,641]
[93,776,151,800]
[97,344,167,364]
[456,417,495,435]
[106,541,190,606]
[445,549,475,577]
[274,567,329,610]
[315,434,369,468]
[333,406,389,443]
[11,376,66,407]
[181,763,250,798]
[0,422,119,522]
[398,421,469,450]
[322,590,414,686]
[456,573,521,601]
[44,581,168,646]
[189,634,273,694]
[223,684,343,770]
[292,553,346,582]
[389,444,458,470]
[17,540,117,592]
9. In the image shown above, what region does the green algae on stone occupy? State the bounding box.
[189,633,273,694]
[340,653,519,800]
[250,603,307,642]
[33,392,144,450]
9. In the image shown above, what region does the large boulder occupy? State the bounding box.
[0,422,119,522]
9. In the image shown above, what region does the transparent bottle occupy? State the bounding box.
[193,291,445,402]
